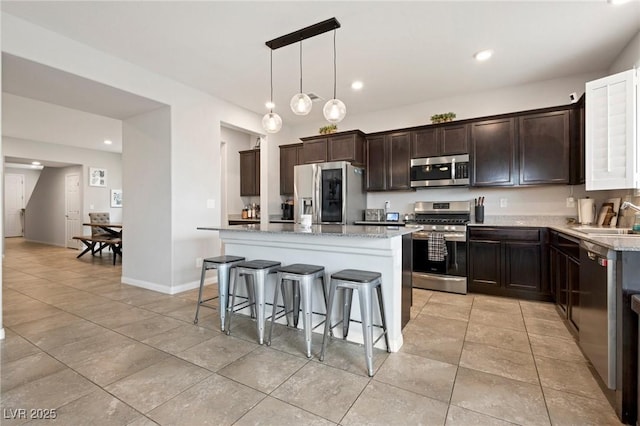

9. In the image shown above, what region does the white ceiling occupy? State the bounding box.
[1,1,639,129]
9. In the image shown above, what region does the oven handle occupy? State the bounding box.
[413,232,467,242]
[451,157,456,182]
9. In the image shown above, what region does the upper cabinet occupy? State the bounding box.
[239,149,260,196]
[300,131,365,165]
[519,110,571,185]
[366,131,412,191]
[585,69,638,190]
[411,123,468,158]
[470,118,517,187]
[279,143,303,196]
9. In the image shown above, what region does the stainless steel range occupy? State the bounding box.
[412,201,471,294]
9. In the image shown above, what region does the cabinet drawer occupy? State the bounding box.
[469,227,541,242]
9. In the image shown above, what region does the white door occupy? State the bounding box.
[4,173,25,237]
[65,173,82,249]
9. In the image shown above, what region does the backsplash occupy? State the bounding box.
[367,185,634,219]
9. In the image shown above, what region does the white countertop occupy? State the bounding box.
[198,223,422,238]
[468,215,640,251]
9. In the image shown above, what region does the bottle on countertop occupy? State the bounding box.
[242,207,248,219]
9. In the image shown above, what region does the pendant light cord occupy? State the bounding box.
[299,41,303,93]
[332,29,337,99]
[270,50,274,113]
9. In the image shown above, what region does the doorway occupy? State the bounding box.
[65,172,82,249]
[4,173,25,237]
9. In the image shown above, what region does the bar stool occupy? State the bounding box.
[319,269,390,377]
[225,259,281,344]
[267,264,327,358]
[193,255,246,331]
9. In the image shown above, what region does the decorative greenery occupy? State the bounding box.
[430,112,456,124]
[319,124,338,135]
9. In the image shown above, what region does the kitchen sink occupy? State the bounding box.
[572,226,637,236]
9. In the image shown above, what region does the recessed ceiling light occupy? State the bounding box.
[265,101,275,109]
[31,161,41,165]
[351,81,363,90]
[474,49,493,61]
[104,139,113,145]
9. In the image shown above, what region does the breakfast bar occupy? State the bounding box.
[197,223,419,351]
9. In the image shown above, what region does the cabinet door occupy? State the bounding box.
[302,139,328,163]
[240,150,259,196]
[365,136,387,190]
[504,241,541,292]
[411,128,438,158]
[568,256,580,331]
[387,132,412,190]
[471,118,517,186]
[519,110,570,185]
[279,144,301,196]
[328,134,364,164]
[468,240,501,290]
[585,69,637,190]
[440,124,468,155]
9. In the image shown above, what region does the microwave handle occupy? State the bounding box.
[451,157,456,182]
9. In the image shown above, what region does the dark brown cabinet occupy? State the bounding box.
[411,124,468,158]
[470,118,517,187]
[239,149,260,196]
[279,143,303,196]
[468,227,550,301]
[366,131,412,191]
[519,110,570,185]
[300,131,365,165]
[549,230,580,332]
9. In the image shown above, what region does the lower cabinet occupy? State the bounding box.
[468,227,551,301]
[549,230,580,332]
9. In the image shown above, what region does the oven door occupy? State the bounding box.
[412,232,467,294]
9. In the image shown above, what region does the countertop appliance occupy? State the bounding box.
[579,240,616,389]
[412,200,471,294]
[410,154,470,188]
[294,161,366,225]
[281,201,294,220]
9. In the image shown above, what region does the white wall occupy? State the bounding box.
[609,30,640,74]
[221,126,254,217]
[24,165,81,246]
[3,136,123,223]
[5,166,41,205]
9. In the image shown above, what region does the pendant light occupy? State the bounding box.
[290,41,312,115]
[262,50,282,133]
[323,29,346,123]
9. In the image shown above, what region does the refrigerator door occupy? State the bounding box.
[294,164,315,224]
[320,166,344,223]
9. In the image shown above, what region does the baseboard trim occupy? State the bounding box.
[121,276,217,295]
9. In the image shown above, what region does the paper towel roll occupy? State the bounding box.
[578,198,596,224]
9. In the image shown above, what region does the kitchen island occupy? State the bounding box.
[197,223,420,351]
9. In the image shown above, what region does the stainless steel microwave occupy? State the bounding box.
[410,154,470,188]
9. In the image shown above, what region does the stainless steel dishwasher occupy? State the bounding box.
[579,240,617,389]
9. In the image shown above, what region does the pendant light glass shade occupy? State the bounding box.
[323,99,346,123]
[290,93,312,115]
[290,41,312,115]
[262,50,282,134]
[323,29,346,123]
[262,112,282,133]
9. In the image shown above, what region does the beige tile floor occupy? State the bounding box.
[0,238,623,425]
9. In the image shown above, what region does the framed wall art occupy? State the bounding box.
[89,167,107,187]
[111,189,123,208]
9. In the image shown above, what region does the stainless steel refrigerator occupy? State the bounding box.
[293,161,366,225]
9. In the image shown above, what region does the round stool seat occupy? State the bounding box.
[204,255,245,265]
[331,269,381,283]
[237,259,281,270]
[278,263,324,275]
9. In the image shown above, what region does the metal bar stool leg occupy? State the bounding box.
[225,268,240,335]
[319,279,338,362]
[253,269,269,345]
[342,287,353,339]
[193,261,209,324]
[299,275,314,358]
[359,284,375,377]
[217,263,233,331]
[267,273,283,345]
[376,285,390,352]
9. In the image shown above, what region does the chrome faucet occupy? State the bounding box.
[621,201,640,213]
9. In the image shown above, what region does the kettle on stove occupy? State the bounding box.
[578,198,596,225]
